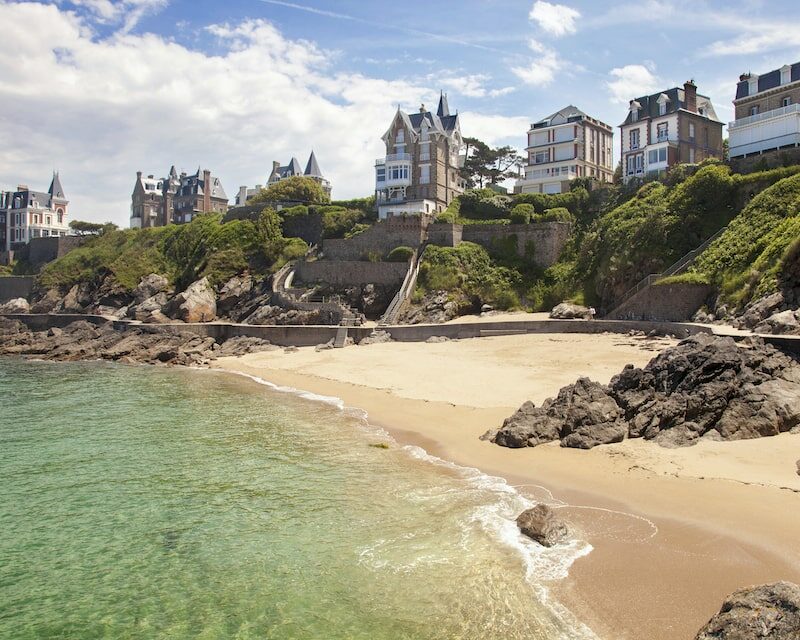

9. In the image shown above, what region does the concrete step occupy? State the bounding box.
[334,326,348,348]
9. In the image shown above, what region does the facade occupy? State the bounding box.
[130,167,228,228]
[620,81,724,182]
[728,62,800,159]
[267,151,332,199]
[515,105,614,194]
[375,92,465,220]
[0,173,70,251]
[235,184,264,206]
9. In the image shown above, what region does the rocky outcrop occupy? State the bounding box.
[242,305,336,326]
[133,273,170,303]
[695,581,800,639]
[0,298,30,314]
[129,293,171,323]
[165,277,217,323]
[29,288,61,313]
[398,291,462,325]
[755,309,800,335]
[490,334,800,450]
[0,318,275,366]
[516,505,569,547]
[359,329,393,345]
[550,302,589,319]
[217,274,253,317]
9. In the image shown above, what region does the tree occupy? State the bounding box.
[460,137,520,188]
[250,176,329,205]
[69,220,117,236]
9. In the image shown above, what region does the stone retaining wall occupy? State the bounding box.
[0,276,35,302]
[461,222,571,267]
[607,282,714,322]
[323,217,426,260]
[295,261,408,287]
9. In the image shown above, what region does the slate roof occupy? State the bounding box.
[621,86,721,126]
[48,172,65,199]
[735,61,800,99]
[2,180,66,209]
[304,151,322,177]
[532,105,608,129]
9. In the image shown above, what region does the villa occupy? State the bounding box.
[0,173,70,251]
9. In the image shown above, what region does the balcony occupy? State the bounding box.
[376,153,412,165]
[729,103,800,157]
[729,103,800,129]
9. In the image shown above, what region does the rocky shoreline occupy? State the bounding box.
[0,317,279,367]
[488,333,800,450]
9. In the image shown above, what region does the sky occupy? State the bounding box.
[1,0,799,225]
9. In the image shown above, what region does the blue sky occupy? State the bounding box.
[1,0,799,224]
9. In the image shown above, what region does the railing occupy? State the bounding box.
[614,225,728,307]
[378,249,421,326]
[729,103,800,129]
[376,153,412,165]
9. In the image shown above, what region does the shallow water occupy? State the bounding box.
[0,359,594,639]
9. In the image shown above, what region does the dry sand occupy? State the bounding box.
[214,332,800,640]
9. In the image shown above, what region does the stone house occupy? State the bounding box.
[375,92,466,220]
[728,61,800,160]
[620,81,723,182]
[130,166,229,228]
[265,151,332,199]
[515,105,614,194]
[0,172,70,251]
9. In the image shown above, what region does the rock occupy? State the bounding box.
[492,334,800,450]
[398,290,464,324]
[796,460,799,476]
[213,336,279,357]
[167,278,216,323]
[516,505,569,547]
[695,581,800,639]
[217,274,253,316]
[481,304,494,313]
[134,274,170,303]
[57,284,87,314]
[129,292,170,323]
[755,309,800,335]
[30,289,61,313]
[550,302,589,319]
[315,339,334,352]
[734,292,785,330]
[284,346,299,353]
[0,298,30,314]
[425,335,450,343]
[360,330,393,345]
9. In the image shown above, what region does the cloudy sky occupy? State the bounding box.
[1,0,799,225]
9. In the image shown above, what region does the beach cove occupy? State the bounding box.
[215,331,800,640]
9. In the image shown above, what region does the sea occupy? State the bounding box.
[0,358,596,639]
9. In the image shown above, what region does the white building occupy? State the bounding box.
[0,173,70,251]
[515,106,614,194]
[728,62,800,159]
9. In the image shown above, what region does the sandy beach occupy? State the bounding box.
[214,332,800,640]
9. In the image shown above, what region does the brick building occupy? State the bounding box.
[515,105,614,194]
[130,166,228,228]
[620,81,723,182]
[0,173,70,251]
[375,93,466,220]
[728,61,800,160]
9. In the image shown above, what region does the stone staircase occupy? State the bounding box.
[378,248,423,327]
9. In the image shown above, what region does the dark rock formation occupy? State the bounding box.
[490,334,800,450]
[216,274,253,317]
[516,505,569,547]
[133,273,170,303]
[695,581,800,639]
[0,318,275,367]
[398,290,462,324]
[550,302,589,319]
[164,277,217,323]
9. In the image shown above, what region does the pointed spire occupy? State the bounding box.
[48,171,65,199]
[289,157,303,176]
[304,151,322,177]
[169,165,178,179]
[437,90,450,117]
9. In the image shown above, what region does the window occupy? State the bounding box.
[389,165,409,181]
[659,102,667,116]
[57,211,63,224]
[688,122,695,141]
[648,147,667,164]
[657,122,668,142]
[629,129,640,150]
[631,109,638,122]
[635,154,643,173]
[689,148,696,163]
[376,166,385,182]
[533,150,549,164]
[749,105,759,116]
[783,96,792,107]
[46,215,51,225]
[394,129,405,153]
[420,165,430,184]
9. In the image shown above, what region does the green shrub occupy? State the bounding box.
[510,204,533,224]
[654,272,711,286]
[536,207,573,223]
[386,246,415,262]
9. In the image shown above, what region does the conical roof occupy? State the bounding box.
[437,91,450,117]
[304,151,323,177]
[48,171,65,199]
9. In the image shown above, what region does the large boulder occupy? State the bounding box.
[695,581,800,639]
[30,288,61,313]
[167,278,216,323]
[755,309,800,335]
[217,274,253,317]
[734,292,785,330]
[516,505,569,547]
[550,302,589,319]
[0,298,30,314]
[129,292,170,323]
[134,274,170,304]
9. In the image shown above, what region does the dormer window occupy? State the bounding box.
[748,77,758,96]
[656,94,669,116]
[631,110,638,122]
[781,65,791,85]
[783,96,792,107]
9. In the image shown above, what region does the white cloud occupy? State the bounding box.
[0,2,463,225]
[69,0,167,33]
[703,23,800,57]
[459,112,529,148]
[606,64,661,104]
[528,1,580,37]
[437,74,516,99]
[510,39,564,87]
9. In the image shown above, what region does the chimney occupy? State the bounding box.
[684,80,697,113]
[739,73,751,82]
[136,171,142,180]
[420,104,426,113]
[203,169,212,213]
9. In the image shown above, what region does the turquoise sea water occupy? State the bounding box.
[0,359,594,639]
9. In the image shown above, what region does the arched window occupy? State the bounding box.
[57,209,64,224]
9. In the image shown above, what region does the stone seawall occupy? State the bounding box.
[0,276,35,302]
[295,261,408,287]
[323,218,425,260]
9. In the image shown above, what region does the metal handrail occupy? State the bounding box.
[728,103,800,129]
